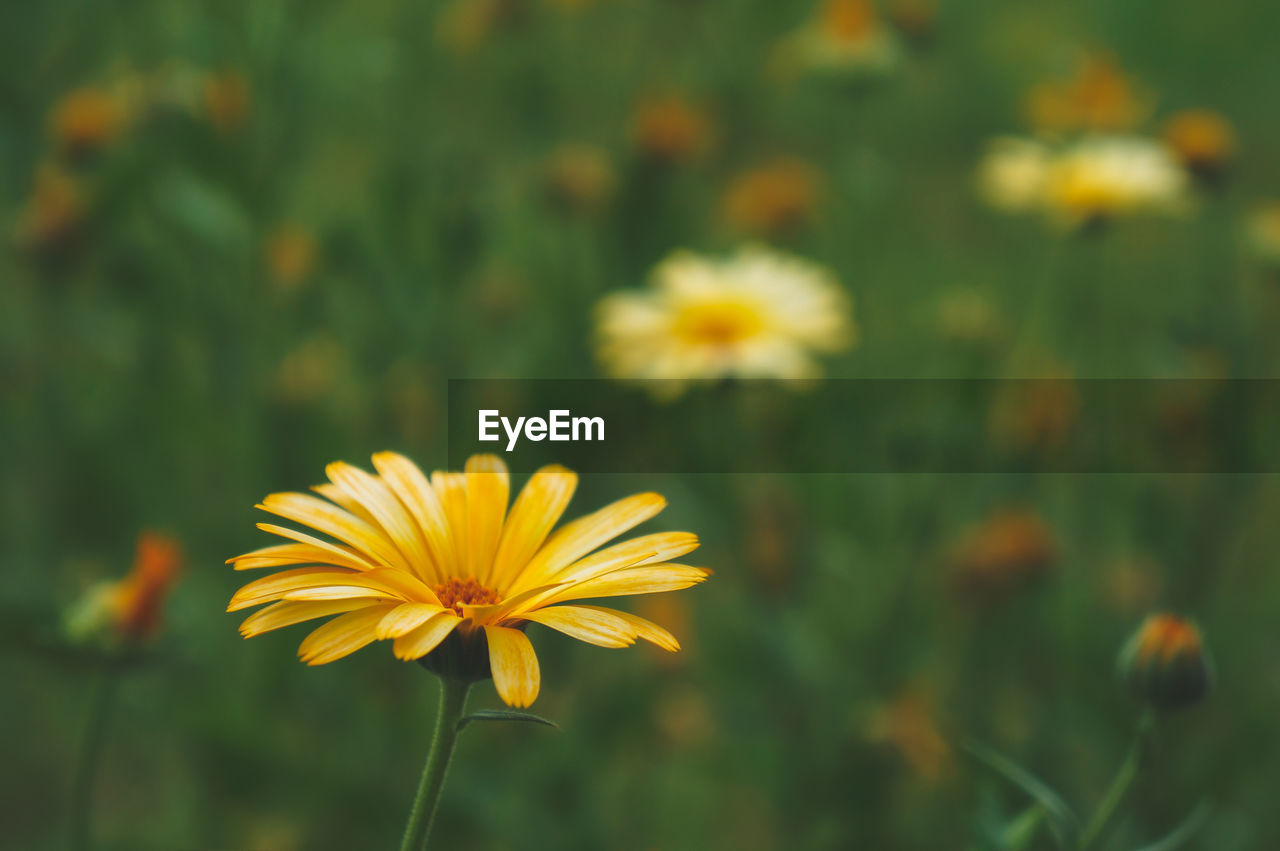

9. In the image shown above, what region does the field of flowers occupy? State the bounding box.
[4,0,1280,848]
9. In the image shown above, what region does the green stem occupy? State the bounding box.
[399,677,471,851]
[70,665,119,851]
[1078,711,1154,851]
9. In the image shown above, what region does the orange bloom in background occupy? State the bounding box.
[722,158,821,236]
[949,509,1056,601]
[228,453,708,707]
[15,163,86,252]
[112,533,183,639]
[264,223,318,291]
[273,334,347,405]
[1026,53,1147,135]
[49,86,130,154]
[886,0,937,42]
[1117,613,1213,711]
[772,0,899,79]
[864,687,952,781]
[543,143,616,214]
[989,371,1080,453]
[204,70,250,132]
[1162,109,1235,178]
[630,93,714,163]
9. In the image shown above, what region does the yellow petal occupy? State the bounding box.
[392,612,462,660]
[229,542,337,571]
[239,599,382,637]
[465,454,509,585]
[277,567,439,605]
[325,462,436,582]
[539,564,710,606]
[373,452,458,578]
[517,492,667,588]
[432,472,470,577]
[250,523,379,571]
[377,602,448,640]
[228,567,357,612]
[485,625,541,707]
[257,492,410,572]
[574,604,681,651]
[520,605,635,648]
[297,604,398,665]
[489,465,578,591]
[312,482,379,527]
[518,531,698,592]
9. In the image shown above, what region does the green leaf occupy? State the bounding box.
[964,740,1080,849]
[1133,801,1210,851]
[1002,805,1045,851]
[456,710,559,732]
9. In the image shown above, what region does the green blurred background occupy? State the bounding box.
[4,0,1280,848]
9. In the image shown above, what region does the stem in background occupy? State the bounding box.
[1077,711,1155,851]
[399,677,471,851]
[70,665,119,851]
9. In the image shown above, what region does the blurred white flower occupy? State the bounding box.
[596,246,855,392]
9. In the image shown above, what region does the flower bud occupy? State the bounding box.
[1117,614,1213,711]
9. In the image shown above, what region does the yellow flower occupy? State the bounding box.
[543,143,616,214]
[1042,135,1190,225]
[1025,53,1147,135]
[976,137,1052,213]
[595,245,855,389]
[630,93,714,163]
[228,453,707,707]
[1162,109,1235,178]
[722,157,820,236]
[15,163,85,252]
[264,223,318,291]
[773,0,900,79]
[1246,202,1280,267]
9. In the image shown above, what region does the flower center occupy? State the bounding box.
[433,577,501,615]
[672,300,765,347]
[823,0,877,42]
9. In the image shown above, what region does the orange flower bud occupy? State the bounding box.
[1117,614,1213,711]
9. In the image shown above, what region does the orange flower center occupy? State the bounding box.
[433,577,501,614]
[1136,615,1199,663]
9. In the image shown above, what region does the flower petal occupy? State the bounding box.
[325,462,436,582]
[573,604,681,651]
[239,599,382,637]
[251,524,380,571]
[227,567,357,612]
[392,612,462,660]
[489,465,578,591]
[297,604,398,665]
[257,492,410,572]
[377,602,448,640]
[517,492,666,588]
[539,564,711,606]
[485,625,540,707]
[465,454,509,585]
[373,452,458,579]
[432,472,470,576]
[520,605,636,648]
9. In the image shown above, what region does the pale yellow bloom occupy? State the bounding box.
[1042,135,1190,224]
[228,453,707,707]
[596,245,855,390]
[1246,203,1280,266]
[976,137,1052,213]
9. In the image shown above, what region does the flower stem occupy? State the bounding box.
[1078,710,1155,851]
[70,665,119,851]
[399,676,471,851]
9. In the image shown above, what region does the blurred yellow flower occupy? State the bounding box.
[773,0,900,79]
[976,137,1052,214]
[1162,109,1235,179]
[630,93,714,163]
[722,157,820,236]
[437,0,521,54]
[264,223,318,291]
[1026,53,1147,135]
[204,70,250,132]
[949,509,1055,602]
[228,453,707,707]
[934,287,1004,346]
[49,86,131,154]
[543,143,616,214]
[273,334,346,404]
[1246,202,1280,266]
[15,163,86,253]
[595,245,855,389]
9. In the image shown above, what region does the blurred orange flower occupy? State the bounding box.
[722,158,820,236]
[949,509,1056,601]
[1118,613,1213,711]
[1026,53,1147,135]
[630,93,714,163]
[989,372,1079,453]
[543,143,616,214]
[1163,109,1235,179]
[15,163,86,253]
[110,532,183,639]
[49,86,129,154]
[864,687,952,780]
[204,70,250,132]
[264,223,318,291]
